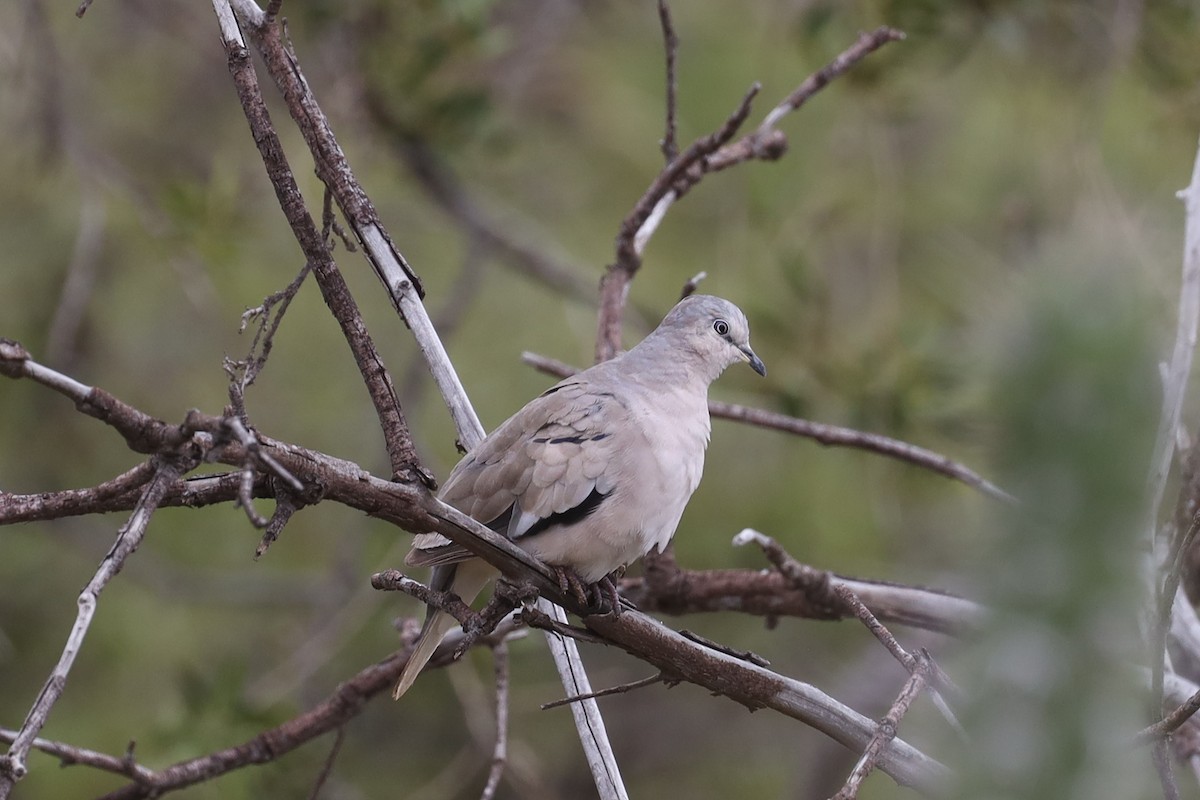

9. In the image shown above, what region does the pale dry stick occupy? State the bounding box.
[831,655,930,800]
[480,641,510,800]
[1150,131,1200,629]
[226,1,483,444]
[523,351,1013,503]
[1147,131,1200,785]
[0,462,179,799]
[217,4,626,792]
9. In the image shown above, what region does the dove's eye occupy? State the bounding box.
[713,319,730,336]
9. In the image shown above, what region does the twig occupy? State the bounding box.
[679,271,706,299]
[212,0,426,484]
[0,470,269,525]
[305,726,345,800]
[0,461,182,798]
[656,0,679,163]
[596,82,760,362]
[830,653,930,800]
[833,584,963,734]
[758,28,905,133]
[594,27,905,363]
[1147,128,1200,780]
[479,642,510,800]
[229,4,486,448]
[833,584,917,673]
[542,673,667,710]
[224,260,312,424]
[1137,688,1200,744]
[0,730,154,784]
[371,569,481,630]
[522,350,1013,502]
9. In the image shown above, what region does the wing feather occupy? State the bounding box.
[408,373,630,565]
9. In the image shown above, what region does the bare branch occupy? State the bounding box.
[596,83,759,362]
[656,0,679,163]
[758,28,905,132]
[542,673,667,711]
[212,2,426,483]
[0,461,182,798]
[831,653,930,800]
[0,730,154,784]
[523,351,1013,502]
[0,470,269,525]
[479,642,510,800]
[1137,688,1200,744]
[305,727,345,800]
[1147,129,1200,772]
[56,618,520,800]
[593,27,905,363]
[679,271,706,299]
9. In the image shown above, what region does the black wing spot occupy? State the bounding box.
[539,381,579,398]
[521,488,609,539]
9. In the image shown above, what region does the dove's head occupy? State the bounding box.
[654,294,766,381]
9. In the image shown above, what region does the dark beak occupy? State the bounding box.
[739,344,766,377]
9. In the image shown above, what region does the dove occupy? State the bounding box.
[394,294,765,698]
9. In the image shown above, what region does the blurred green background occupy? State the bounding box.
[0,0,1194,797]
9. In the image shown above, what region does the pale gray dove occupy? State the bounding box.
[393,294,765,698]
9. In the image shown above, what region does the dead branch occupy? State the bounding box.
[479,641,510,800]
[212,3,423,483]
[0,345,948,792]
[522,351,1012,502]
[0,460,184,797]
[594,26,904,363]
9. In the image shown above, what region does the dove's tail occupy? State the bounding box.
[393,559,494,699]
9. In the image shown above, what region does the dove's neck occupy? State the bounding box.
[619,330,727,391]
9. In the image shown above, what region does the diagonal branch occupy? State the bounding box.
[0,460,183,798]
[212,2,423,483]
[594,26,905,363]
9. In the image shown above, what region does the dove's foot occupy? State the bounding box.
[551,566,623,617]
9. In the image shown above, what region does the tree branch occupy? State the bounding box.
[212,1,424,484]
[593,26,904,363]
[522,350,1012,502]
[0,460,183,798]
